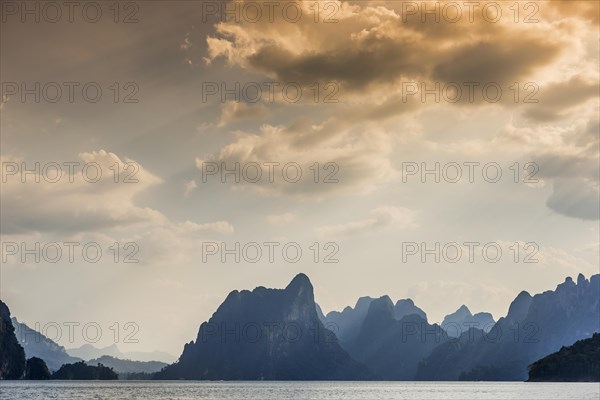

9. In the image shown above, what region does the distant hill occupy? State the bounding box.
[87,355,167,374]
[155,273,371,380]
[51,361,118,380]
[67,344,176,364]
[11,317,81,371]
[528,333,600,382]
[441,306,495,337]
[124,350,177,363]
[394,299,427,322]
[67,344,121,360]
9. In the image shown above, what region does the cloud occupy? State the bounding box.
[431,35,560,85]
[1,150,164,235]
[546,178,599,220]
[315,206,417,238]
[545,1,599,25]
[1,151,236,269]
[534,245,599,276]
[534,152,599,181]
[495,114,599,221]
[266,212,298,225]
[206,0,565,100]
[218,101,270,127]
[0,150,234,235]
[195,119,398,197]
[0,95,9,111]
[522,75,599,122]
[532,132,599,220]
[172,220,234,235]
[184,179,198,197]
[191,1,597,202]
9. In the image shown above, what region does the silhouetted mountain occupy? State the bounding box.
[66,344,176,364]
[324,296,375,345]
[441,305,495,337]
[528,333,600,382]
[442,305,471,327]
[0,300,25,380]
[323,296,429,346]
[417,327,488,381]
[505,291,533,323]
[67,344,121,360]
[469,313,495,331]
[12,317,81,371]
[25,357,51,380]
[394,299,427,322]
[51,361,118,380]
[155,274,371,380]
[417,274,600,381]
[87,356,167,374]
[347,296,448,380]
[315,303,327,324]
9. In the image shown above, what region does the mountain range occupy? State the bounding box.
[7,316,174,376]
[156,272,599,381]
[2,272,598,381]
[318,296,492,379]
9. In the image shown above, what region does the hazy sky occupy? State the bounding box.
[1,0,598,356]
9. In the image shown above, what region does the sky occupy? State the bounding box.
[1,0,599,356]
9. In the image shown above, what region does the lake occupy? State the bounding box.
[0,381,598,400]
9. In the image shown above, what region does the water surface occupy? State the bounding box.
[1,381,598,400]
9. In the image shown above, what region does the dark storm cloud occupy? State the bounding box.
[208,1,569,111]
[432,37,560,85]
[247,37,427,89]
